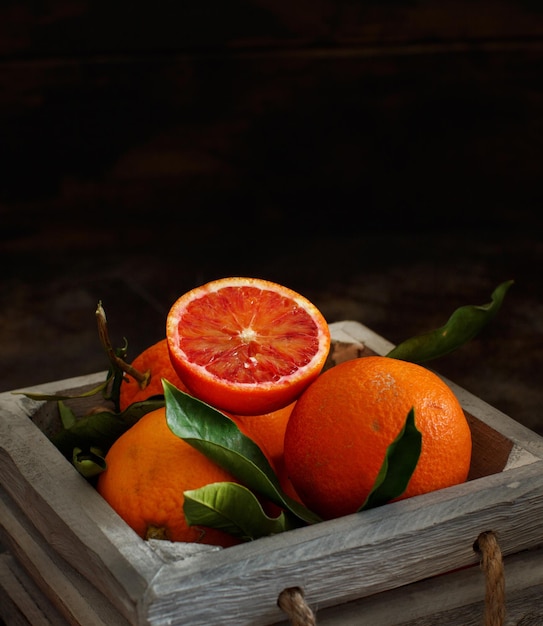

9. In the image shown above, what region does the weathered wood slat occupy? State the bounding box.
[304,547,543,625]
[0,551,66,625]
[2,321,543,625]
[0,374,165,623]
[138,461,543,624]
[0,486,129,625]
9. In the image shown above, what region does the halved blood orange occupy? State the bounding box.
[166,277,331,415]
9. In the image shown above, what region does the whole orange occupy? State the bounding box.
[119,338,188,412]
[229,401,296,470]
[96,407,240,547]
[229,402,302,507]
[283,356,472,520]
[166,277,330,416]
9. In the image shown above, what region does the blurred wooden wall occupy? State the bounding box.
[1,1,542,247]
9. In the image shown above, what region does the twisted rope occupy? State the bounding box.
[278,531,507,625]
[277,586,316,626]
[474,530,506,626]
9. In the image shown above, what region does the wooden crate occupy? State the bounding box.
[1,321,543,625]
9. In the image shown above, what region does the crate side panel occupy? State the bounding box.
[298,547,543,625]
[0,390,163,623]
[466,413,514,478]
[453,383,543,460]
[0,552,62,626]
[0,486,131,625]
[142,462,543,625]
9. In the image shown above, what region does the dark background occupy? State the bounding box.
[1,2,542,433]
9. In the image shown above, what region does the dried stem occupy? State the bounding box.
[95,301,150,389]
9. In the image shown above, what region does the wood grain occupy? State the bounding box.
[307,548,543,625]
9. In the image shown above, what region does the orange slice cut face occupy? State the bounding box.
[166,277,331,415]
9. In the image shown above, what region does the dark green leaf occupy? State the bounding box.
[103,338,130,410]
[51,399,164,459]
[359,407,422,511]
[386,280,514,363]
[164,380,321,525]
[184,482,299,541]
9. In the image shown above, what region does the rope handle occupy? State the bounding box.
[278,530,506,625]
[277,587,316,626]
[474,530,506,626]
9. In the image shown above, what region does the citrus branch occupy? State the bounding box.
[95,301,151,390]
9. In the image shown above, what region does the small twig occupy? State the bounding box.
[95,301,150,389]
[474,530,506,626]
[278,587,316,626]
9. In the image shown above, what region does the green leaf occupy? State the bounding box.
[15,376,112,402]
[58,401,77,430]
[184,482,299,541]
[51,399,164,459]
[386,280,514,363]
[72,447,107,478]
[164,380,321,525]
[359,407,422,511]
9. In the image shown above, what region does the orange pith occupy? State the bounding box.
[283,356,472,520]
[118,338,188,412]
[166,277,330,415]
[96,407,240,547]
